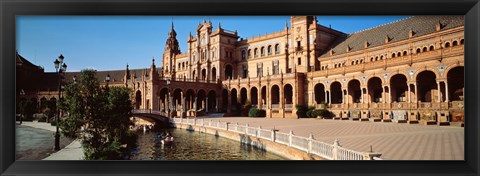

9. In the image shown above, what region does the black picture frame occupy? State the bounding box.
[1,0,479,176]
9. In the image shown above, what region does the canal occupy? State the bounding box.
[129,128,287,160]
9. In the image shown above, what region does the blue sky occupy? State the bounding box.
[17,16,408,72]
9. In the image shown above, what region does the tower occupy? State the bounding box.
[162,22,181,77]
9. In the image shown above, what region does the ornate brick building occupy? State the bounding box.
[16,16,464,125]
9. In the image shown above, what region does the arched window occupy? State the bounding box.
[429,45,434,51]
[360,59,364,63]
[356,60,359,64]
[380,55,384,60]
[460,39,464,45]
[397,52,402,57]
[452,40,458,46]
[248,49,252,59]
[261,47,265,56]
[445,42,451,48]
[351,61,355,65]
[416,48,421,53]
[403,51,408,56]
[268,45,272,55]
[375,56,379,61]
[422,47,427,52]
[275,44,280,54]
[392,53,396,58]
[241,50,246,60]
[254,48,258,57]
[370,57,374,62]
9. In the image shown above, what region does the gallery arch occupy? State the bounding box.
[314,83,326,104]
[330,82,342,104]
[367,77,383,103]
[447,66,464,101]
[416,71,438,102]
[390,74,408,102]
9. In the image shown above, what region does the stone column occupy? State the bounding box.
[258,90,262,109]
[325,91,328,104]
[414,83,418,102]
[437,82,441,102]
[206,97,209,113]
[342,89,345,104]
[328,91,332,105]
[408,84,412,103]
[183,95,187,116]
[227,90,231,113]
[445,81,449,102]
[360,88,364,103]
[365,88,369,104]
[387,86,391,103]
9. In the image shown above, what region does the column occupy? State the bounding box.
[325,91,328,104]
[227,90,231,113]
[414,83,418,102]
[279,86,284,108]
[382,86,386,103]
[360,88,364,103]
[258,90,262,109]
[445,81,449,102]
[408,84,411,103]
[328,91,332,105]
[183,96,187,114]
[365,88,369,104]
[436,82,441,102]
[206,97,209,113]
[388,86,391,103]
[342,89,345,104]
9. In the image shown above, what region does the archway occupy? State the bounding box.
[367,77,383,103]
[314,83,326,104]
[197,90,206,111]
[186,89,196,111]
[135,90,142,109]
[261,86,267,107]
[416,71,438,102]
[271,85,280,106]
[172,89,183,111]
[447,66,464,101]
[231,89,238,111]
[159,88,168,112]
[211,67,217,82]
[240,87,248,105]
[208,90,217,112]
[330,82,342,104]
[347,80,361,103]
[225,64,233,80]
[284,84,293,105]
[390,74,408,102]
[222,89,228,112]
[201,69,207,81]
[250,87,258,105]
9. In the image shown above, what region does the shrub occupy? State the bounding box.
[248,108,266,117]
[241,101,252,117]
[295,104,306,118]
[316,109,333,119]
[306,106,316,118]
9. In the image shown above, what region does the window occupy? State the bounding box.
[351,61,355,65]
[297,41,301,47]
[268,45,272,55]
[422,47,427,52]
[445,42,451,48]
[460,39,464,45]
[429,45,434,51]
[392,53,396,58]
[254,48,258,57]
[261,47,265,56]
[452,40,458,46]
[416,48,421,53]
[403,51,408,56]
[275,44,280,54]
[397,52,402,57]
[272,60,279,75]
[241,50,246,60]
[248,49,252,58]
[298,57,301,65]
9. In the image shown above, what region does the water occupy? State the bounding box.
[129,128,287,160]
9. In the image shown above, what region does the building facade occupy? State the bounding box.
[16,16,464,125]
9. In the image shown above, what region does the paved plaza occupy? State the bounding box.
[196,117,464,160]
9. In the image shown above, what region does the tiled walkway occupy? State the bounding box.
[196,117,464,160]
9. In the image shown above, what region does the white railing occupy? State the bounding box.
[172,117,381,160]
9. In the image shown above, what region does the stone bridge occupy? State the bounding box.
[131,109,173,128]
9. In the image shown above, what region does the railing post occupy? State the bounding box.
[308,133,314,154]
[194,118,197,125]
[257,126,261,138]
[246,124,249,135]
[332,138,341,160]
[235,122,239,132]
[226,122,229,131]
[289,130,293,147]
[271,128,276,142]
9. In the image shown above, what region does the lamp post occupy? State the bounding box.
[19,89,25,125]
[105,74,111,90]
[53,54,67,150]
[167,78,171,118]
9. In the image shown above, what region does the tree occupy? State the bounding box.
[59,69,136,160]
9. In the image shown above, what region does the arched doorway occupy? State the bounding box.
[208,90,216,112]
[330,82,343,104]
[314,83,326,104]
[284,84,293,105]
[416,71,438,102]
[347,80,361,103]
[447,66,464,101]
[135,90,142,109]
[367,77,383,103]
[240,88,248,105]
[225,64,233,80]
[261,86,267,107]
[173,89,183,112]
[250,87,258,106]
[222,89,228,112]
[197,90,206,111]
[271,85,280,106]
[159,88,168,112]
[186,89,195,111]
[231,88,238,112]
[201,69,207,81]
[390,74,408,102]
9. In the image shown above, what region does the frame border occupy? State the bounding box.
[1,0,479,176]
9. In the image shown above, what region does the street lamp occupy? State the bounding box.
[105,74,111,90]
[167,78,171,118]
[53,54,67,150]
[73,75,77,84]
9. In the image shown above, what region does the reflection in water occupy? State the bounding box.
[129,128,286,160]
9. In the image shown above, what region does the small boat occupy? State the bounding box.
[161,136,174,145]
